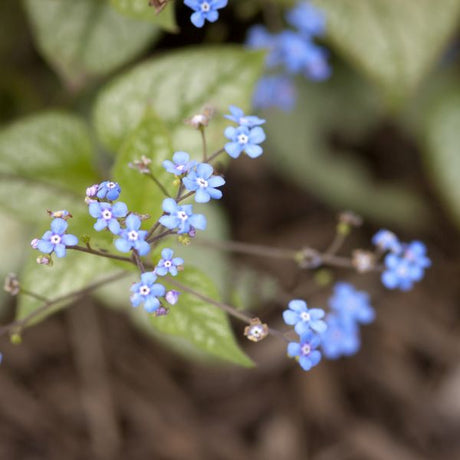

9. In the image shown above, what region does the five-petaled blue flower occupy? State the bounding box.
[372,229,401,253]
[163,151,196,176]
[287,331,322,371]
[184,0,228,28]
[89,201,128,234]
[283,299,327,335]
[36,218,78,258]
[115,214,150,256]
[321,314,360,360]
[156,248,184,277]
[182,163,225,203]
[382,241,431,291]
[159,198,206,234]
[96,181,121,201]
[286,1,326,37]
[224,125,266,159]
[329,282,375,326]
[225,106,266,128]
[130,272,166,313]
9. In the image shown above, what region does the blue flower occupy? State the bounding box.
[382,241,431,291]
[115,214,150,256]
[88,201,128,234]
[287,331,322,371]
[252,75,297,111]
[156,248,184,276]
[372,229,401,253]
[184,0,228,28]
[130,272,166,313]
[224,125,266,159]
[163,151,196,176]
[329,282,375,326]
[246,25,274,50]
[282,299,327,335]
[159,198,206,234]
[224,106,266,128]
[96,181,121,201]
[286,1,326,37]
[321,314,360,360]
[35,218,78,258]
[182,163,225,203]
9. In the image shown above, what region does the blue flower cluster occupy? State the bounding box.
[184,0,227,28]
[246,1,331,110]
[321,283,375,360]
[283,300,326,371]
[372,230,431,291]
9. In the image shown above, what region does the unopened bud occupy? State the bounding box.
[165,290,180,305]
[338,211,363,227]
[154,305,169,316]
[86,184,99,197]
[185,105,215,129]
[4,273,20,296]
[148,0,169,13]
[352,250,375,273]
[47,209,71,219]
[37,255,52,266]
[30,238,39,249]
[128,155,152,174]
[178,235,191,246]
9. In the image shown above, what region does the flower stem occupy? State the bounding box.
[0,271,130,337]
[146,172,170,197]
[200,127,208,162]
[69,245,134,264]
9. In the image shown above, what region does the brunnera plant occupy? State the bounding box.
[0,1,435,371]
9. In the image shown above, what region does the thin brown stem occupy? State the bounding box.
[200,127,208,162]
[69,245,134,264]
[0,271,130,337]
[207,147,225,163]
[131,250,145,273]
[146,172,170,197]
[20,289,49,303]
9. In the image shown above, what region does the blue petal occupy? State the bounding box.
[161,248,173,259]
[224,126,236,139]
[189,213,206,230]
[151,283,166,297]
[54,244,66,258]
[382,271,398,289]
[172,257,184,265]
[62,234,78,246]
[196,163,213,178]
[183,176,198,191]
[248,126,266,143]
[207,188,223,200]
[309,350,322,366]
[159,215,179,230]
[311,320,327,333]
[108,219,121,234]
[37,240,54,253]
[162,198,178,214]
[144,297,160,313]
[130,294,142,307]
[94,219,107,231]
[205,10,219,23]
[141,272,157,284]
[282,310,298,325]
[155,267,168,277]
[207,176,225,187]
[115,238,132,253]
[169,266,178,276]
[88,202,101,218]
[191,11,205,27]
[51,218,67,235]
[298,356,312,371]
[224,142,242,158]
[112,201,128,217]
[287,342,300,357]
[244,144,263,158]
[195,188,210,203]
[288,299,307,312]
[135,240,151,256]
[125,213,140,231]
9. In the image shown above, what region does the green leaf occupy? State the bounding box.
[314,0,460,105]
[23,0,159,87]
[17,250,121,325]
[93,46,265,155]
[266,66,430,228]
[112,111,176,220]
[0,111,99,223]
[110,0,177,32]
[421,85,460,228]
[134,267,254,367]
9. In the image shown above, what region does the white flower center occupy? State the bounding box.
[128,230,139,241]
[238,134,249,144]
[197,178,208,188]
[107,182,116,189]
[300,311,310,322]
[176,164,185,172]
[177,211,188,221]
[250,325,263,338]
[102,210,112,220]
[164,260,172,268]
[301,343,311,355]
[397,265,408,277]
[51,234,61,244]
[201,2,210,12]
[139,285,150,296]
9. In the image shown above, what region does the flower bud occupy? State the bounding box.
[244,318,269,342]
[86,184,99,198]
[30,238,39,249]
[165,290,180,305]
[36,255,52,266]
[4,273,20,296]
